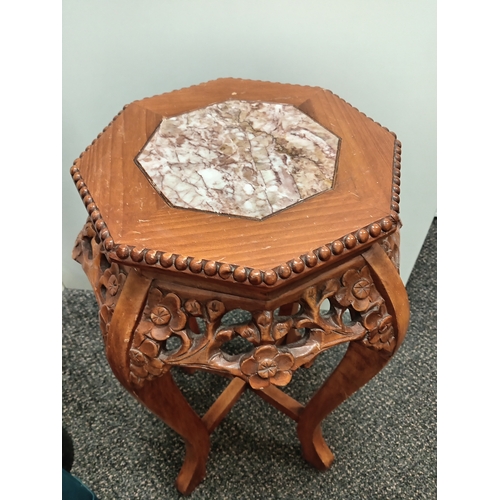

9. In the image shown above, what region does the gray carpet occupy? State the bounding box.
[62,218,437,499]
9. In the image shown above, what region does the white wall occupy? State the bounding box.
[63,0,436,289]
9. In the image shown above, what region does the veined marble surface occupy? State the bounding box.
[136,100,340,219]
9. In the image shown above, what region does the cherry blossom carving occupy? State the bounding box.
[145,289,188,341]
[335,266,374,312]
[99,263,126,304]
[240,345,294,389]
[129,289,196,385]
[359,303,396,353]
[128,261,397,388]
[364,316,395,353]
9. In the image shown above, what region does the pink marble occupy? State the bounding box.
[136,100,340,219]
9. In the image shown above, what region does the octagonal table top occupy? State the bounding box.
[71,78,401,290]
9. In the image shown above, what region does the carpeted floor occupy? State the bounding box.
[62,218,436,500]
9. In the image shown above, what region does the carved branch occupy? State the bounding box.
[128,261,396,389]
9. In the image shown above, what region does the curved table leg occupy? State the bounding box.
[106,268,210,495]
[297,242,410,470]
[133,372,211,495]
[297,342,391,469]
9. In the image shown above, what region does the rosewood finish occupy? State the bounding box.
[71,78,409,495]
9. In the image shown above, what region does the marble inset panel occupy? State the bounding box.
[135,100,340,219]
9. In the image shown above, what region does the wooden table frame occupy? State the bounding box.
[70,79,409,495]
[73,218,408,494]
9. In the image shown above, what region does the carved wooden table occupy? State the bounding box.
[70,78,410,495]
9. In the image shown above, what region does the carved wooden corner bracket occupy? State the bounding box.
[72,218,129,342]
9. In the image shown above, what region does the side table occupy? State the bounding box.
[70,78,409,495]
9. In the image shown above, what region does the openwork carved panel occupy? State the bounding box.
[129,260,396,389]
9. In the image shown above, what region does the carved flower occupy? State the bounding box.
[150,306,171,325]
[144,289,187,342]
[241,345,294,390]
[99,263,126,305]
[366,315,395,351]
[335,266,373,312]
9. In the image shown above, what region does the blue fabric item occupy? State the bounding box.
[62,469,99,500]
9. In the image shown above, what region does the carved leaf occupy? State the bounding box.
[133,322,153,347]
[99,304,113,330]
[362,307,382,331]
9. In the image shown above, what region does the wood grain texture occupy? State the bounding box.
[297,342,390,470]
[253,385,304,421]
[202,377,247,434]
[132,372,211,495]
